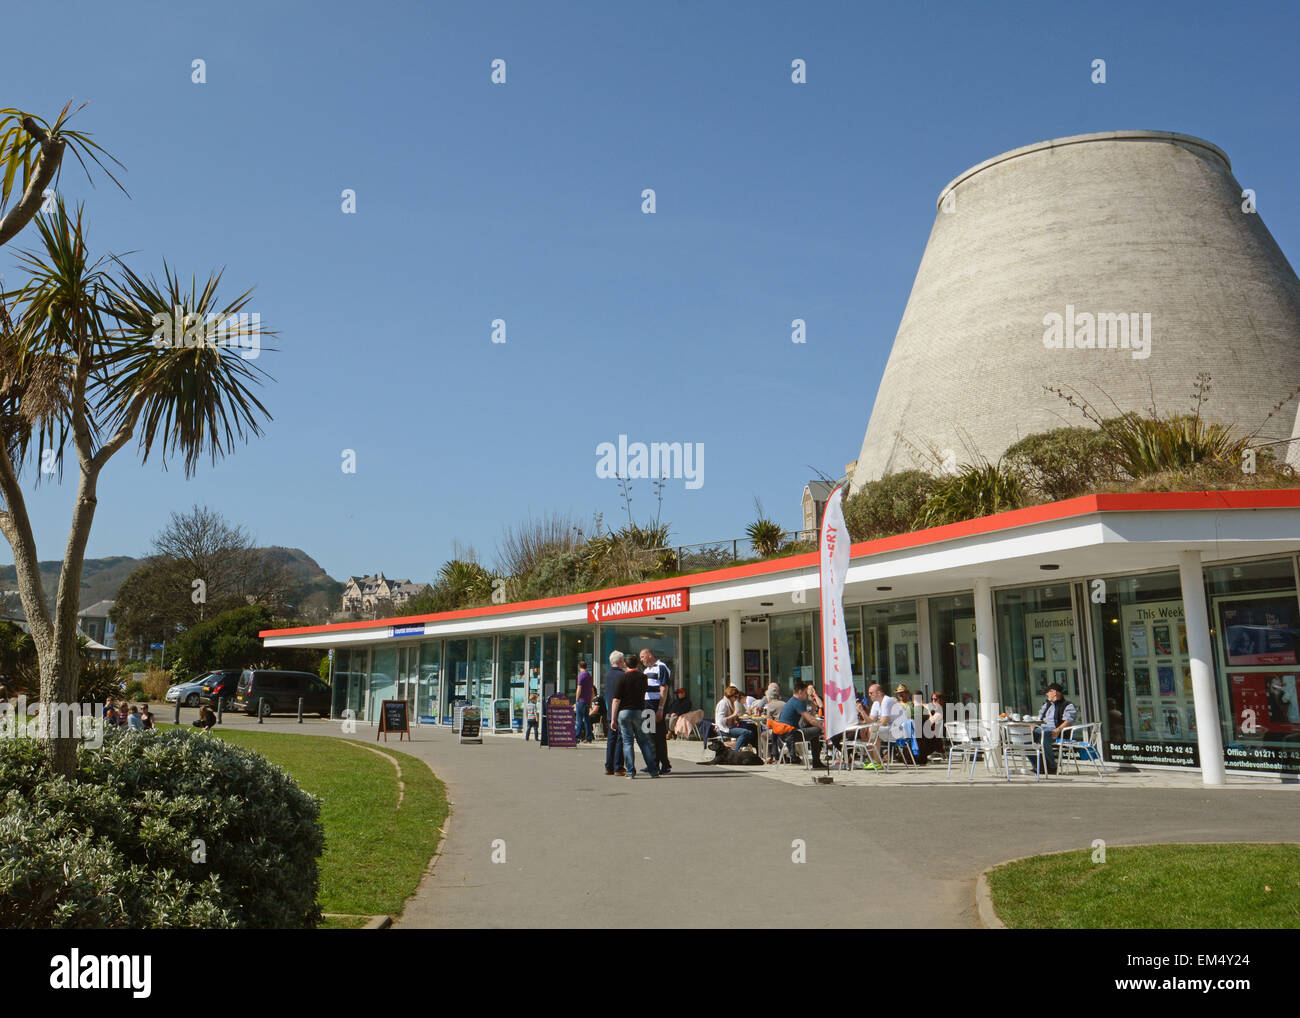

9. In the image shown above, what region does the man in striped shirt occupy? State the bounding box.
[639,648,672,774]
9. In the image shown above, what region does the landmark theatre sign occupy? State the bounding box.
[587,587,690,624]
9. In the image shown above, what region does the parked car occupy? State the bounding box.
[165,673,216,707]
[235,670,331,718]
[199,669,243,708]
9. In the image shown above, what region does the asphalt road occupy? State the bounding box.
[198,710,1300,929]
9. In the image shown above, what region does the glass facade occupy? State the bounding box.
[332,646,367,720]
[995,584,1081,715]
[368,645,397,723]
[1206,557,1300,774]
[559,628,595,699]
[929,594,979,706]
[680,623,716,713]
[600,625,677,679]
[769,611,819,696]
[1090,570,1198,768]
[859,599,919,696]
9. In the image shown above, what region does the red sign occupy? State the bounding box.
[587,587,690,624]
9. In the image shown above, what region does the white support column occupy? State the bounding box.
[1179,550,1226,786]
[916,597,933,696]
[728,611,743,697]
[972,578,1000,724]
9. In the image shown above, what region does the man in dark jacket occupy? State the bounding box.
[603,651,627,776]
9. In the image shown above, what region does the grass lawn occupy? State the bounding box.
[987,843,1300,929]
[201,729,447,924]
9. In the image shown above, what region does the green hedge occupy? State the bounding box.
[0,727,324,928]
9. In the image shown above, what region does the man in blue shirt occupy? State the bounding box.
[777,680,826,769]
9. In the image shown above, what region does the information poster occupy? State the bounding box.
[1112,599,1197,767]
[888,623,919,682]
[545,693,576,748]
[1217,590,1300,773]
[1025,609,1079,698]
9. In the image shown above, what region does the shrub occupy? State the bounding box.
[1107,412,1248,478]
[0,728,324,928]
[142,669,172,700]
[917,461,1025,529]
[124,679,146,700]
[843,470,937,541]
[1003,426,1121,502]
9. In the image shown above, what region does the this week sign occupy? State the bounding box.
[587,587,690,624]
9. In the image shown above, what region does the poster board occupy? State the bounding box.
[887,623,918,682]
[1114,599,1197,767]
[492,698,513,734]
[377,699,410,742]
[456,702,482,743]
[545,693,576,747]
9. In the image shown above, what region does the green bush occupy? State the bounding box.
[1003,426,1120,502]
[917,461,1025,528]
[843,470,937,541]
[0,727,324,928]
[123,679,146,700]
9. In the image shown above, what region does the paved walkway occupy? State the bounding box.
[202,710,1299,928]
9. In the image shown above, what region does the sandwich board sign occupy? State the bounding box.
[378,699,410,742]
[545,693,576,748]
[457,702,482,744]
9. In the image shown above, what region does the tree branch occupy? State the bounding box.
[0,118,66,249]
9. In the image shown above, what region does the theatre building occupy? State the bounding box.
[260,490,1300,784]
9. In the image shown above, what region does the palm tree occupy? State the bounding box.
[0,200,271,775]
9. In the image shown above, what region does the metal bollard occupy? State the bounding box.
[297,697,304,724]
[173,700,180,725]
[217,696,224,725]
[258,697,265,724]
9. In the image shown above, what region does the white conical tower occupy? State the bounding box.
[852,130,1300,486]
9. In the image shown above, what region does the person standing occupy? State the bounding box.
[575,659,595,744]
[639,648,672,774]
[610,661,659,778]
[603,651,627,776]
[524,692,540,741]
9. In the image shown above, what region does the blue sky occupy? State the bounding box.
[4,0,1298,585]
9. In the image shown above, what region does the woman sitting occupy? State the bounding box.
[665,688,703,739]
[713,685,757,752]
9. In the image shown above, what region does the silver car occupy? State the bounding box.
[165,673,213,707]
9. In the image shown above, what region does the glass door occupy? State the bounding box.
[417,640,441,723]
[500,634,527,729]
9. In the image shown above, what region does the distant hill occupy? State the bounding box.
[0,555,141,612]
[0,547,344,619]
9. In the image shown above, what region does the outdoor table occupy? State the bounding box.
[997,718,1044,772]
[833,722,880,770]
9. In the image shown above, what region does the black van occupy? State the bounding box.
[235,670,332,717]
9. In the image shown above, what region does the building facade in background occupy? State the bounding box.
[341,574,429,615]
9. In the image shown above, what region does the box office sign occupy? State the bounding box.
[587,587,690,624]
